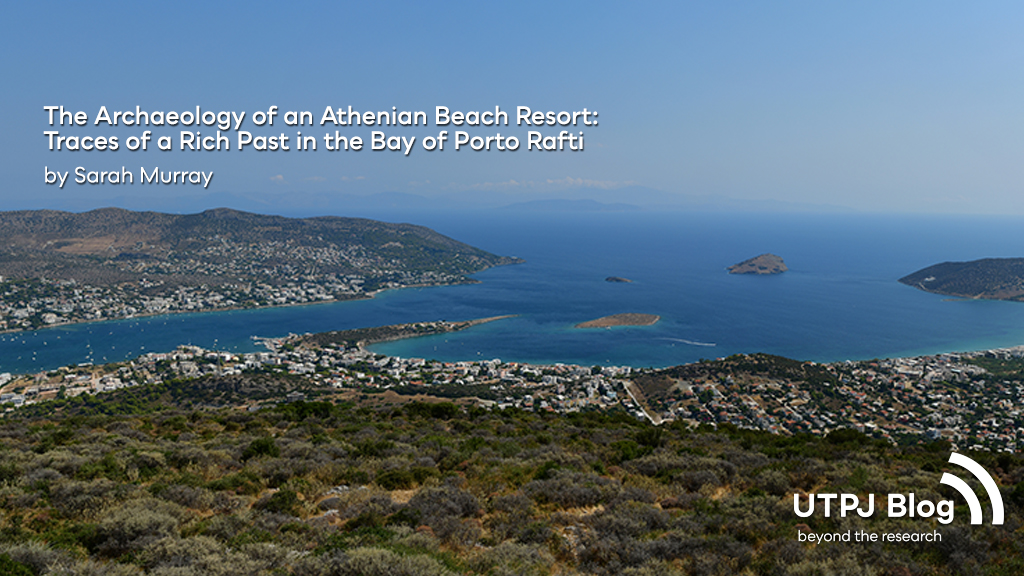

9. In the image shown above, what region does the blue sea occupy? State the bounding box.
[3,211,1024,374]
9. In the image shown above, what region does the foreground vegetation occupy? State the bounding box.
[0,384,1023,575]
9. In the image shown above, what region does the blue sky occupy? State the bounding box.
[3,1,1023,214]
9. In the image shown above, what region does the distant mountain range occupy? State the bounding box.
[28,186,854,219]
[501,199,641,212]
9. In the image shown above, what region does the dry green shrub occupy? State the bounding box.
[619,561,687,576]
[196,513,249,542]
[46,559,143,575]
[788,550,879,576]
[23,466,64,486]
[254,489,300,516]
[105,421,150,442]
[614,485,657,505]
[430,516,482,548]
[0,541,72,574]
[96,499,186,557]
[156,484,215,510]
[166,445,217,469]
[587,500,669,539]
[718,496,783,544]
[238,541,292,571]
[722,449,770,471]
[291,549,349,576]
[393,528,441,553]
[316,486,393,520]
[141,535,267,576]
[467,541,554,576]
[404,478,482,547]
[934,526,989,576]
[485,493,551,544]
[49,479,121,518]
[342,547,454,576]
[624,452,695,478]
[754,469,790,496]
[255,457,310,488]
[406,479,481,522]
[35,449,89,478]
[523,471,621,508]
[578,530,753,576]
[340,494,397,520]
[789,458,828,491]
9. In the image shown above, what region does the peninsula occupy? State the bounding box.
[0,208,522,331]
[899,258,1024,301]
[727,253,787,275]
[575,313,660,328]
[295,315,516,349]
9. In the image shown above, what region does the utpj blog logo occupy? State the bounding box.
[793,453,1004,525]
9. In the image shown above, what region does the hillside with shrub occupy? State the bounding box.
[0,387,1021,575]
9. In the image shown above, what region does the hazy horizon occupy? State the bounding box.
[4,2,1024,215]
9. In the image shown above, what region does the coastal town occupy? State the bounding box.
[3,208,1024,455]
[2,323,1023,454]
[0,270,467,331]
[0,207,520,331]
[650,350,1019,451]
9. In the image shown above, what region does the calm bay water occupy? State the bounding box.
[3,211,1024,373]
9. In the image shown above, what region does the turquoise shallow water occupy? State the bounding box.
[4,211,1024,373]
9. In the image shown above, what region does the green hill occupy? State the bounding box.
[0,208,522,329]
[0,207,520,286]
[899,258,1024,301]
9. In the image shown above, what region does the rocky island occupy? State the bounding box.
[605,276,632,283]
[899,258,1024,301]
[728,253,788,275]
[575,313,660,328]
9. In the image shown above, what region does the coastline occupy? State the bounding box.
[6,300,1024,376]
[295,314,518,351]
[0,278,489,336]
[358,314,518,349]
[7,211,1024,372]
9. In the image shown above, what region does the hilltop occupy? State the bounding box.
[899,258,1024,301]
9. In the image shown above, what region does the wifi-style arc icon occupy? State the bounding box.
[939,452,1004,525]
